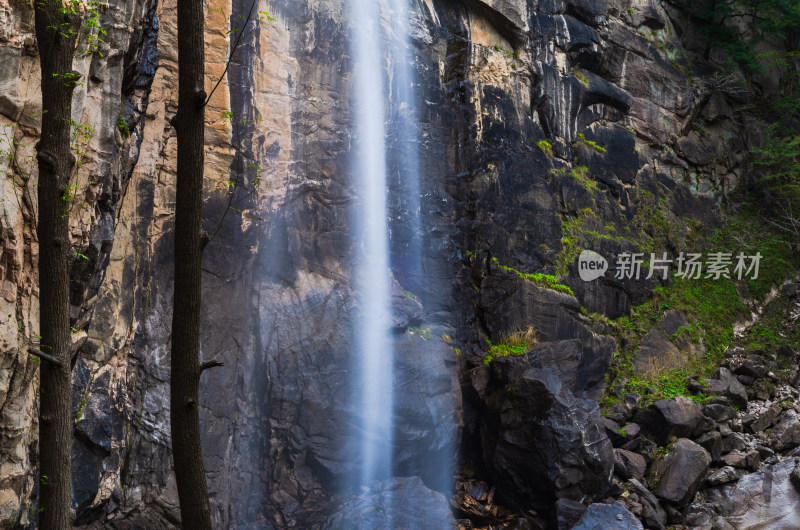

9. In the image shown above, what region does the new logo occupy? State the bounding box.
[578,250,608,281]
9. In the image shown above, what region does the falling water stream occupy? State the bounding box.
[350,0,394,488]
[348,0,422,493]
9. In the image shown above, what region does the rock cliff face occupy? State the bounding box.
[0,0,794,527]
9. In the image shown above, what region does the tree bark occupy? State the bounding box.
[171,0,212,525]
[33,1,78,527]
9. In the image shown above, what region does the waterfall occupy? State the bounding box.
[349,0,394,488]
[348,0,441,499]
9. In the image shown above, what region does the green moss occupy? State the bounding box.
[555,209,632,276]
[591,207,765,409]
[626,276,747,367]
[740,292,800,355]
[576,132,606,153]
[483,328,536,365]
[409,327,432,340]
[75,396,87,421]
[595,249,763,409]
[571,166,599,192]
[629,190,674,254]
[74,375,94,421]
[574,70,590,86]
[493,257,575,296]
[483,341,528,365]
[537,139,554,157]
[600,368,712,410]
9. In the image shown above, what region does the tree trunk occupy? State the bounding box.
[33,2,78,528]
[171,0,212,525]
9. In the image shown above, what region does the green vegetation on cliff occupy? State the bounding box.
[492,257,575,296]
[596,200,799,409]
[483,327,537,365]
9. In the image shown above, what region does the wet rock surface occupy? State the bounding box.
[325,477,456,529]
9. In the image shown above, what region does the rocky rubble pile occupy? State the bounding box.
[455,333,800,529]
[593,345,800,529]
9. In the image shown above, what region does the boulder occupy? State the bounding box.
[720,451,748,469]
[571,501,643,530]
[706,368,748,409]
[479,272,615,400]
[659,310,689,336]
[756,445,776,459]
[745,450,761,470]
[632,329,685,375]
[555,498,587,529]
[633,396,710,444]
[603,417,625,446]
[623,393,642,412]
[695,431,722,461]
[325,477,455,529]
[771,410,800,451]
[480,363,613,510]
[623,422,642,438]
[706,466,745,486]
[607,403,630,423]
[626,479,667,530]
[750,404,782,433]
[614,449,647,481]
[734,360,768,379]
[741,413,756,430]
[702,403,734,423]
[721,432,747,454]
[651,438,711,507]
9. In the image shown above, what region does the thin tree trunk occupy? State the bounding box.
[33,1,78,527]
[171,0,212,524]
